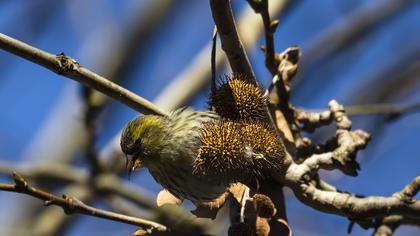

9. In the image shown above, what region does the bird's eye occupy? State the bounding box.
[125,138,142,155]
[124,147,134,155]
[135,138,142,145]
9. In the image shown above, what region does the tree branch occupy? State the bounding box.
[299,100,370,176]
[209,0,256,80]
[0,33,166,116]
[0,172,167,232]
[153,0,293,111]
[371,215,420,236]
[247,0,278,76]
[284,175,420,220]
[277,100,420,223]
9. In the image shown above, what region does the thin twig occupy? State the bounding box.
[248,0,302,152]
[0,33,166,116]
[211,26,218,97]
[31,184,93,235]
[0,172,167,232]
[247,0,278,76]
[0,161,156,211]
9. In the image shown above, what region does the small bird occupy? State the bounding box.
[120,77,286,202]
[120,108,227,202]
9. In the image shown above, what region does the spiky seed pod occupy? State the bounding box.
[211,75,268,122]
[193,120,286,186]
[253,194,277,218]
[241,122,286,176]
[193,121,250,184]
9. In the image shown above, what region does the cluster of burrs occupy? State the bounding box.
[192,74,287,188]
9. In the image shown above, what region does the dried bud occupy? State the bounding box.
[133,229,149,236]
[255,217,271,236]
[253,194,276,218]
[211,75,268,122]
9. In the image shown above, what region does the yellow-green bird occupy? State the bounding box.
[120,78,286,202]
[120,108,227,202]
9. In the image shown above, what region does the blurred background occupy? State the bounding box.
[0,0,419,235]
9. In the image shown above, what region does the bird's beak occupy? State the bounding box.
[126,154,142,179]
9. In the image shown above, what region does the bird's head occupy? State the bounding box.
[120,115,168,176]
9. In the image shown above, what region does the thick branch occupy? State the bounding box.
[209,0,256,80]
[284,174,420,220]
[0,33,166,116]
[279,99,420,222]
[0,172,167,232]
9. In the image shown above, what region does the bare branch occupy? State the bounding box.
[31,184,93,236]
[295,109,332,133]
[0,161,157,212]
[371,215,420,236]
[284,175,420,220]
[0,172,167,232]
[247,0,279,76]
[248,1,304,152]
[276,100,420,222]
[396,176,420,203]
[209,0,256,80]
[0,33,166,116]
[300,100,370,176]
